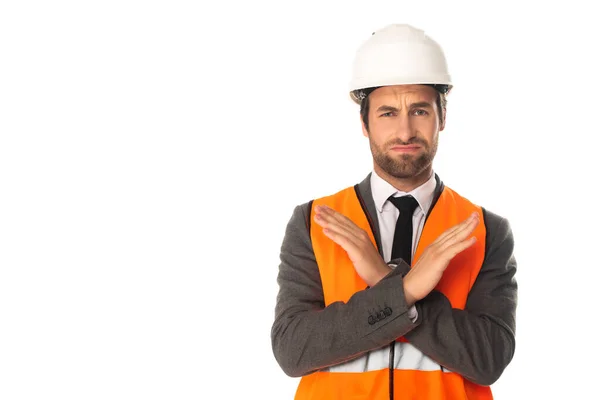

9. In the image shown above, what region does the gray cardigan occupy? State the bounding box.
[271,173,518,386]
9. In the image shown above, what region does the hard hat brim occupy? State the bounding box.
[349,82,452,104]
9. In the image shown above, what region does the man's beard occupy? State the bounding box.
[370,137,437,179]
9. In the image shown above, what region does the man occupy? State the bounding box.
[271,24,517,400]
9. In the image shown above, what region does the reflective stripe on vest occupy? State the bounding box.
[295,184,492,400]
[325,341,453,373]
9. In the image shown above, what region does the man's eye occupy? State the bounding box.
[413,109,428,116]
[380,112,393,117]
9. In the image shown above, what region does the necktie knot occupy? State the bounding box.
[388,195,419,214]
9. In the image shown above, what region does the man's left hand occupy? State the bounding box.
[313,204,391,287]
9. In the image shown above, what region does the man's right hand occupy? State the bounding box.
[403,212,480,306]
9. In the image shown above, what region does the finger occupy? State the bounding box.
[322,227,360,255]
[315,206,365,241]
[315,213,364,248]
[430,212,476,245]
[442,235,477,260]
[318,205,363,234]
[434,212,479,247]
[314,207,345,230]
[438,215,479,251]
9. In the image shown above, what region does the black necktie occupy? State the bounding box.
[388,195,419,265]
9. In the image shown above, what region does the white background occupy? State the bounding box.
[1,1,599,399]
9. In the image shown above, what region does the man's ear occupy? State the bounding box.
[361,114,369,137]
[439,108,446,131]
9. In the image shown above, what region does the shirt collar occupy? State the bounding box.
[370,169,437,215]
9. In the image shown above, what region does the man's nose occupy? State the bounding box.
[392,115,416,142]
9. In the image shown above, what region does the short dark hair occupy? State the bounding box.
[355,85,448,132]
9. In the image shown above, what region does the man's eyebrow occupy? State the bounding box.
[375,105,399,113]
[409,101,434,109]
[375,102,434,113]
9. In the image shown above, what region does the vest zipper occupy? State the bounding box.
[389,342,395,400]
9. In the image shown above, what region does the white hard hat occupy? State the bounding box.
[349,24,452,104]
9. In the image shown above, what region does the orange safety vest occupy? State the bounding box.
[295,184,491,400]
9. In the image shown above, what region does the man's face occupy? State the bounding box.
[362,84,445,179]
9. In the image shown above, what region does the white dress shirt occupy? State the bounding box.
[370,169,438,320]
